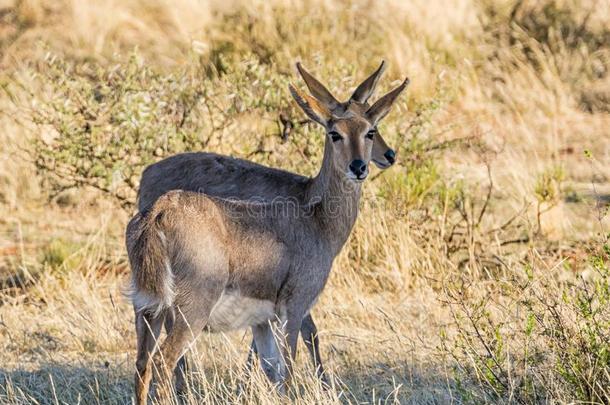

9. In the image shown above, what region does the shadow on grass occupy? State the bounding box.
[336,361,460,404]
[0,358,462,404]
[0,362,132,405]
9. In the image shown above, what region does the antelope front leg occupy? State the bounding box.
[300,314,329,386]
[252,320,300,394]
[251,314,302,393]
[246,314,322,376]
[245,338,258,374]
[251,322,284,386]
[278,308,305,392]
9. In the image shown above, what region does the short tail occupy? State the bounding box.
[125,208,175,316]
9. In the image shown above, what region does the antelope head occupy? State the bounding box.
[289,71,409,182]
[296,62,398,169]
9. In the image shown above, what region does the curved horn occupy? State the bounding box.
[350,61,386,104]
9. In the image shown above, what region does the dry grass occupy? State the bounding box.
[0,0,609,403]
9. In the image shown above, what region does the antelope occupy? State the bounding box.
[126,64,409,403]
[136,62,396,387]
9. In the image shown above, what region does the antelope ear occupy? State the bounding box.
[296,62,340,111]
[366,77,410,125]
[289,84,333,127]
[350,61,386,104]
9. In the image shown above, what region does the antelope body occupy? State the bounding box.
[135,62,396,385]
[126,63,409,403]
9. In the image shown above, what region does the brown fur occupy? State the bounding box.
[134,63,395,387]
[137,62,395,213]
[126,64,409,403]
[126,208,174,314]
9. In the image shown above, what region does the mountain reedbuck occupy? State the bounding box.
[136,61,396,387]
[126,64,409,403]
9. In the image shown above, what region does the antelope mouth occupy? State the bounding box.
[372,158,392,169]
[346,172,368,182]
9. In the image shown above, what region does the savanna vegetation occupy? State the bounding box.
[0,0,609,403]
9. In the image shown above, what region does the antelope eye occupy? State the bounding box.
[329,131,343,142]
[366,129,377,140]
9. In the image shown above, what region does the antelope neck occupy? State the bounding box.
[305,139,362,252]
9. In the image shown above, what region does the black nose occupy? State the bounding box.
[384,149,396,165]
[349,159,367,177]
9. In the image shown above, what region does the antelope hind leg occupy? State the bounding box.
[164,309,189,397]
[151,298,216,402]
[134,308,164,405]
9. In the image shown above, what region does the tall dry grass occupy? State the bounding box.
[0,0,609,403]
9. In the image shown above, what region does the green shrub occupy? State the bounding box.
[440,236,610,404]
[21,53,298,208]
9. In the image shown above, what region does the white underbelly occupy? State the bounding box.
[207,290,275,332]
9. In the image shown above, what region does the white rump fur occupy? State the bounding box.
[127,230,176,317]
